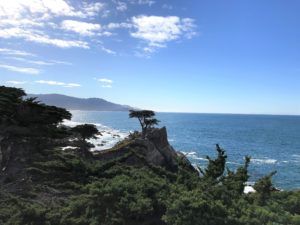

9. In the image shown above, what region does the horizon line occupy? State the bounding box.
[27,92,300,117]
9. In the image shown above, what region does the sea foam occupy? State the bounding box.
[251,158,277,164]
[62,120,129,151]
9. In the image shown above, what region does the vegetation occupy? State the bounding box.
[0,86,300,225]
[71,124,100,157]
[129,110,160,138]
[71,124,100,142]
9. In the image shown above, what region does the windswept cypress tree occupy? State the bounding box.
[129,110,160,138]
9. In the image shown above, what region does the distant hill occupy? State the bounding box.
[27,94,135,111]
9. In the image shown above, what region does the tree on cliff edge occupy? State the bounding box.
[129,110,160,138]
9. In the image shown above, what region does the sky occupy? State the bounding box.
[0,0,299,115]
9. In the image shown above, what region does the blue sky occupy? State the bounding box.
[0,0,299,115]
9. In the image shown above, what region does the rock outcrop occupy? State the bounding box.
[95,127,195,173]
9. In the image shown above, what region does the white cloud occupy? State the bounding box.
[162,4,173,10]
[64,83,81,88]
[7,57,53,65]
[102,31,113,37]
[35,80,81,88]
[97,78,113,84]
[95,78,114,87]
[129,0,155,6]
[106,22,132,30]
[49,60,72,65]
[7,57,71,66]
[131,15,197,53]
[0,1,197,55]
[101,10,111,18]
[6,79,80,88]
[80,2,105,18]
[0,48,35,56]
[0,27,89,48]
[0,1,104,49]
[6,80,27,85]
[101,47,116,55]
[131,16,196,43]
[61,20,101,36]
[101,84,112,88]
[143,46,157,53]
[0,18,44,27]
[115,1,127,11]
[181,18,197,39]
[28,33,90,48]
[0,64,40,74]
[0,0,103,19]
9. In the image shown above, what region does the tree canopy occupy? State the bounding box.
[129,110,160,138]
[0,86,71,139]
[71,124,99,141]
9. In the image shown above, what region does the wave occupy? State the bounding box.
[183,151,197,156]
[180,151,208,161]
[181,151,279,166]
[226,161,243,166]
[62,120,129,151]
[62,120,110,130]
[251,158,277,165]
[292,154,300,161]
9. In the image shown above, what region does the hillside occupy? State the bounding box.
[27,94,134,111]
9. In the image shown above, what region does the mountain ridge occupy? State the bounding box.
[27,93,135,111]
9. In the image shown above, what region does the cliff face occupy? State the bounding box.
[95,127,195,173]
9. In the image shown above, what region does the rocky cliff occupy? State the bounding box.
[94,127,195,173]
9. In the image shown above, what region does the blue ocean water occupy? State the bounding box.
[70,111,300,190]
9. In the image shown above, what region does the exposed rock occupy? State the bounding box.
[95,127,196,173]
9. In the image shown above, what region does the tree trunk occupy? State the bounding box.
[142,128,147,139]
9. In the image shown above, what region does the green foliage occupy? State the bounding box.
[129,110,160,137]
[0,86,25,124]
[61,167,169,225]
[1,143,300,225]
[254,171,277,205]
[198,144,227,181]
[71,124,99,141]
[0,86,71,139]
[222,156,251,199]
[272,190,300,214]
[7,203,49,225]
[163,188,227,225]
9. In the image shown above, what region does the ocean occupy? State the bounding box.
[66,111,300,190]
